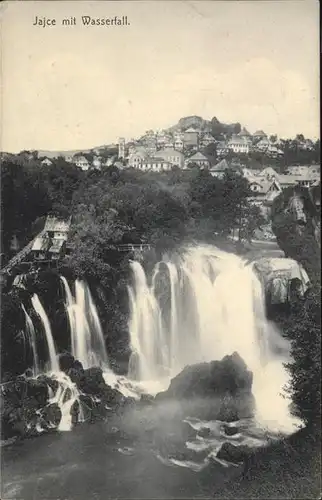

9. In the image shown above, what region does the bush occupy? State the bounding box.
[284,288,321,429]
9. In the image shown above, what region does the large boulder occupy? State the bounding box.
[24,378,49,407]
[217,442,253,464]
[0,375,52,440]
[1,394,41,440]
[156,352,253,399]
[39,403,62,430]
[155,353,254,421]
[79,367,109,396]
[36,374,60,394]
[58,352,75,373]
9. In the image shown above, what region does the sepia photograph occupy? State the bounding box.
[0,1,320,498]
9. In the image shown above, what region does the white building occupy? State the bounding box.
[156,148,184,168]
[185,152,210,169]
[40,158,53,166]
[228,135,250,154]
[138,157,173,172]
[75,156,90,171]
[128,148,148,168]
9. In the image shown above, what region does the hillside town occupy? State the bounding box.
[2,116,320,224]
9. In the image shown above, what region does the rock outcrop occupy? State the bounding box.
[0,354,134,441]
[155,352,255,421]
[217,442,253,464]
[271,185,320,288]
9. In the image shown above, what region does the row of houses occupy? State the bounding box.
[241,165,320,216]
[34,126,316,172]
[119,127,297,164]
[40,154,114,171]
[118,129,287,172]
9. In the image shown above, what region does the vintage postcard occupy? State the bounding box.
[0,1,320,499]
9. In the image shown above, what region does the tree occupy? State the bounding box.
[284,288,321,429]
[0,160,51,258]
[202,142,217,160]
[239,204,265,242]
[41,157,83,214]
[233,123,241,135]
[187,162,200,170]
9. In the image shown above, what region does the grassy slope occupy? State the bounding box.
[207,427,321,499]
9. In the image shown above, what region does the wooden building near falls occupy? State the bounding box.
[30,216,71,262]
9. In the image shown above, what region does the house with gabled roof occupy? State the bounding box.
[139,157,173,172]
[286,165,314,176]
[248,177,282,216]
[128,147,149,168]
[74,155,90,171]
[216,141,230,157]
[200,133,216,147]
[184,152,210,169]
[253,130,267,142]
[238,127,252,138]
[156,148,184,168]
[31,216,71,261]
[41,158,53,166]
[209,158,232,178]
[278,170,319,189]
[260,166,279,180]
[254,137,270,151]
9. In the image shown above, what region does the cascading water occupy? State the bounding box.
[31,294,59,372]
[49,372,84,431]
[127,244,299,433]
[27,293,83,432]
[21,304,39,376]
[61,277,108,369]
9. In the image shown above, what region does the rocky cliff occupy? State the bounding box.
[271,185,320,287]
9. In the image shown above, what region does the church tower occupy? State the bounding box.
[118,137,125,159]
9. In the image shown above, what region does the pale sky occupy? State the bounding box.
[1,0,320,152]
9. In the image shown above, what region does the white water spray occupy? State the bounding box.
[127,244,299,433]
[31,294,59,372]
[48,372,84,431]
[22,304,39,376]
[61,277,108,369]
[27,292,84,432]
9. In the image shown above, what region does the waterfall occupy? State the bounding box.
[31,294,59,372]
[61,277,108,369]
[87,284,108,367]
[19,291,84,433]
[60,276,77,357]
[21,304,39,376]
[127,244,298,433]
[49,372,84,431]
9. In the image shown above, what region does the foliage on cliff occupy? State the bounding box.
[283,288,321,429]
[271,185,320,286]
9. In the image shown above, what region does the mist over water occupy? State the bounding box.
[127,244,300,433]
[18,244,300,440]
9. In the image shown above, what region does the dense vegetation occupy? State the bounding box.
[1,157,265,378]
[283,288,321,430]
[1,154,320,438]
[1,159,264,265]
